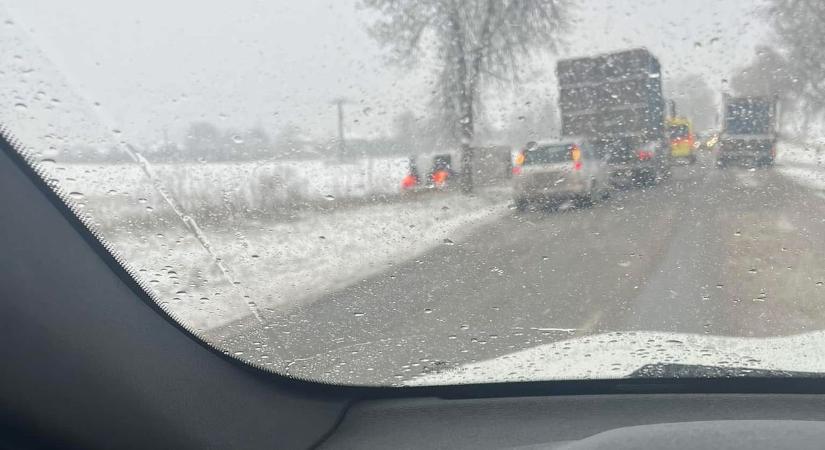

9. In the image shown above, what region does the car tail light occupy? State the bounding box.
[571,145,582,171]
[513,151,525,175]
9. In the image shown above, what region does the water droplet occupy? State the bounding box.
[233,351,244,356]
[324,194,335,201]
[542,256,549,261]
[423,308,433,314]
[734,230,742,236]
[748,268,758,274]
[816,281,823,287]
[460,324,469,330]
[318,235,326,240]
[231,135,244,144]
[442,238,455,245]
[716,284,724,289]
[138,198,148,204]
[353,312,365,317]
[447,335,457,340]
[68,191,85,200]
[14,102,27,110]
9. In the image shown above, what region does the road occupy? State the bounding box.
[212,154,825,385]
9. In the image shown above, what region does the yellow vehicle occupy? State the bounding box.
[666,117,697,164]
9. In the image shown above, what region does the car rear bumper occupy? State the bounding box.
[514,178,589,200]
[718,151,773,161]
[608,162,657,184]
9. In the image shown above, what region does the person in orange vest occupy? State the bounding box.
[431,168,448,188]
[401,158,420,191]
[430,158,452,189]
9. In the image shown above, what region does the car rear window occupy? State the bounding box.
[669,124,690,139]
[524,145,572,165]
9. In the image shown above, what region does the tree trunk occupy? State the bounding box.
[446,9,474,194]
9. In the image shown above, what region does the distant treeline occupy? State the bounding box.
[56,121,431,163]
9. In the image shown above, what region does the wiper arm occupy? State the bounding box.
[628,363,819,378]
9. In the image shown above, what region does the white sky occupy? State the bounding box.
[2,0,770,145]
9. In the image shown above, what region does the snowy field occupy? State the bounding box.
[777,142,825,195]
[50,158,411,224]
[47,158,511,331]
[110,188,510,331]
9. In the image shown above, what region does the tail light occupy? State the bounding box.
[570,144,583,171]
[513,151,525,175]
[637,142,657,161]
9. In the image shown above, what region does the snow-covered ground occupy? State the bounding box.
[37,158,513,331]
[106,187,511,331]
[777,142,825,194]
[51,158,410,223]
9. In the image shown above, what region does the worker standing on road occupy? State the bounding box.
[401,157,420,191]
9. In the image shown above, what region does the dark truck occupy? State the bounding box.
[716,95,778,168]
[557,48,670,185]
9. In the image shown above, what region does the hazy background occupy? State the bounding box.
[3,0,768,147]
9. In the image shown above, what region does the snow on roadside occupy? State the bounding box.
[777,142,825,192]
[111,189,511,331]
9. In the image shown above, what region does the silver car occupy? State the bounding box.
[513,139,610,211]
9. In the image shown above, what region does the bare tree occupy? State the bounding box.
[362,0,570,192]
[766,0,825,133]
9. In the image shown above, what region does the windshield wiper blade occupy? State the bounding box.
[629,363,821,378]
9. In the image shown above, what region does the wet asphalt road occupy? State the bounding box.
[214,153,825,385]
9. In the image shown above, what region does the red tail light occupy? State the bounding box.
[513,151,525,175]
[638,150,653,161]
[570,145,582,170]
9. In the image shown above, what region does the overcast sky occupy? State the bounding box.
[2,0,770,146]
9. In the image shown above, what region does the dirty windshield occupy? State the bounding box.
[2,0,825,387]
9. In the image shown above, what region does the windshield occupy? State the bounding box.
[669,125,690,140]
[2,0,825,387]
[524,144,573,165]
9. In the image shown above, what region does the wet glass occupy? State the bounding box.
[2,0,825,387]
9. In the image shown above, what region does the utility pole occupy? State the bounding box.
[332,97,348,159]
